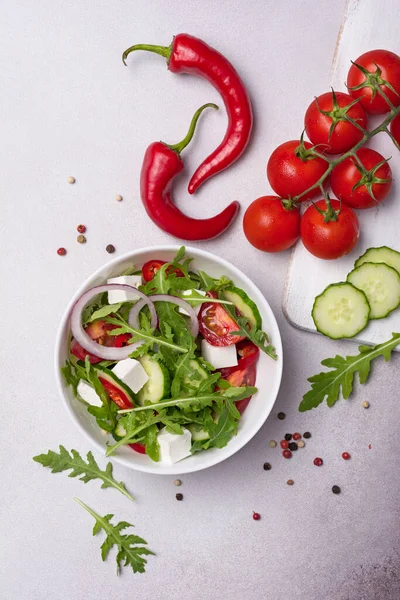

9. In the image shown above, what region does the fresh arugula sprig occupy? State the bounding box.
[33,446,134,501]
[75,499,154,575]
[222,300,277,360]
[84,357,119,432]
[299,333,400,411]
[197,270,233,292]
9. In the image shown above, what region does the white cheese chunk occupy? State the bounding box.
[107,275,143,304]
[201,339,238,369]
[112,358,149,394]
[77,380,103,407]
[178,289,207,316]
[157,427,192,464]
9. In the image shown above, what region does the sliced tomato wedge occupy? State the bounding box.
[142,259,184,282]
[98,377,133,410]
[198,292,246,347]
[129,443,146,454]
[219,341,259,414]
[70,319,131,363]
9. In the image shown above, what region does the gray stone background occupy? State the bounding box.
[1,0,399,598]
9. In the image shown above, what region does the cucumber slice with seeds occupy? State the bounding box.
[223,287,262,328]
[347,262,400,319]
[355,246,400,275]
[137,355,170,405]
[312,282,370,339]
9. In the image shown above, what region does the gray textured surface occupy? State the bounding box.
[1,1,400,598]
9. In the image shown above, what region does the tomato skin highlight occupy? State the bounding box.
[331,148,392,209]
[243,196,300,252]
[198,292,245,346]
[267,140,329,201]
[347,49,400,114]
[304,91,367,154]
[300,199,360,260]
[390,113,400,145]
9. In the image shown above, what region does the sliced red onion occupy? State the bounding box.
[71,284,157,361]
[149,294,199,338]
[128,298,148,329]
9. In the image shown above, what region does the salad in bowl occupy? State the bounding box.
[57,246,282,474]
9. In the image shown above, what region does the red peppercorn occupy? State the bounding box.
[342,452,351,460]
[280,440,289,449]
[57,247,66,256]
[293,432,301,441]
[313,457,323,467]
[282,449,292,459]
[253,512,261,521]
[77,224,86,233]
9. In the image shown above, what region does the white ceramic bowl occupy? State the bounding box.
[55,246,283,474]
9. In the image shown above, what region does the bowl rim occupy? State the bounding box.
[55,244,283,474]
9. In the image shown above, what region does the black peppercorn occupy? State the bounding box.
[332,485,341,495]
[288,442,298,451]
[176,493,183,501]
[284,433,292,441]
[303,431,312,439]
[106,244,115,253]
[277,412,286,420]
[263,462,272,471]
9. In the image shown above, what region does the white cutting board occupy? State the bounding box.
[283,0,400,346]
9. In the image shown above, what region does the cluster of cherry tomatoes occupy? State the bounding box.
[243,49,400,260]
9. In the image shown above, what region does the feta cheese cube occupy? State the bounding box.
[157,427,192,464]
[178,289,207,316]
[77,380,103,407]
[107,275,143,304]
[201,339,238,369]
[112,358,149,393]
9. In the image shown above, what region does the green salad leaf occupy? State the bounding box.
[88,302,123,322]
[33,446,134,500]
[85,358,118,433]
[299,333,400,412]
[75,499,154,575]
[81,292,108,324]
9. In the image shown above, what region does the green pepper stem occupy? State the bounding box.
[167,103,219,155]
[122,43,172,65]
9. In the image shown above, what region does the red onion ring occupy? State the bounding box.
[71,284,157,361]
[149,294,199,338]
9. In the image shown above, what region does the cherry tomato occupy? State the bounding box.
[300,199,359,259]
[219,341,260,378]
[243,196,300,252]
[129,443,146,454]
[304,91,367,154]
[347,49,400,114]
[267,140,329,201]
[219,346,259,414]
[390,113,400,145]
[331,148,392,209]
[70,320,131,363]
[142,259,184,282]
[98,376,133,410]
[198,292,245,346]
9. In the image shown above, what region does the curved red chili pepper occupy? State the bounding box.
[123,33,253,194]
[140,103,239,241]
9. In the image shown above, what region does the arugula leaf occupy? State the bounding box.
[61,361,80,392]
[75,499,154,575]
[88,303,123,322]
[85,358,118,432]
[33,446,134,501]
[105,316,188,355]
[81,292,107,324]
[106,411,164,456]
[299,333,400,412]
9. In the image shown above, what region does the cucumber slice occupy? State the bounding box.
[94,365,136,405]
[115,421,127,437]
[187,424,210,441]
[183,359,208,389]
[137,355,170,405]
[223,287,262,328]
[347,262,400,319]
[312,282,370,339]
[355,246,400,275]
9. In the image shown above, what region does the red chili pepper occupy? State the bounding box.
[123,33,253,194]
[140,103,239,240]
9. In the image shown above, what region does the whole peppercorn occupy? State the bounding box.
[284,433,292,441]
[116,194,123,202]
[77,234,86,244]
[106,244,115,254]
[277,412,286,420]
[263,462,272,471]
[280,440,289,450]
[297,440,305,448]
[362,401,370,409]
[176,493,183,501]
[269,440,277,448]
[173,479,182,487]
[314,457,323,467]
[57,247,67,256]
[67,176,75,184]
[252,512,261,521]
[303,432,312,439]
[287,479,294,486]
[332,485,341,495]
[282,449,292,459]
[342,452,351,460]
[77,224,86,233]
[288,442,298,451]
[293,432,301,441]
